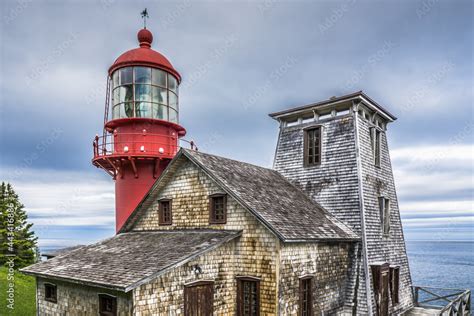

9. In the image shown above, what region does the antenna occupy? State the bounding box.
[141,8,149,29]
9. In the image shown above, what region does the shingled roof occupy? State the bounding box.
[124,149,358,242]
[21,230,241,292]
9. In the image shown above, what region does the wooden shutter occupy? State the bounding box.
[390,266,400,304]
[184,281,214,316]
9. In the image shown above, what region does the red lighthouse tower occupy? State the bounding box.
[92,26,185,232]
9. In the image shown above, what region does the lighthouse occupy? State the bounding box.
[92,26,186,232]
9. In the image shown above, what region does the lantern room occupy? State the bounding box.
[110,66,179,123]
[92,26,187,232]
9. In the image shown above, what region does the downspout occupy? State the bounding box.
[352,243,361,315]
[352,100,374,316]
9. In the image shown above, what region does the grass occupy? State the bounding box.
[0,266,36,316]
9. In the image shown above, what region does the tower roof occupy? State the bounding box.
[109,28,181,82]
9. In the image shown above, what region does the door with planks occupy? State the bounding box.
[372,263,390,316]
[184,281,214,316]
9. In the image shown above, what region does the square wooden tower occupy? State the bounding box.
[270,91,414,315]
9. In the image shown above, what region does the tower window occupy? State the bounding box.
[299,276,313,316]
[99,294,117,316]
[237,277,260,316]
[370,127,382,167]
[158,199,172,225]
[304,127,322,166]
[44,283,57,303]
[378,197,390,235]
[209,194,227,224]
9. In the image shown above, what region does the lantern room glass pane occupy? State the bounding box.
[152,86,167,105]
[124,102,134,118]
[152,104,168,120]
[119,67,133,85]
[169,108,178,123]
[112,105,120,119]
[152,69,167,87]
[113,88,120,106]
[134,67,151,84]
[168,74,177,93]
[135,84,151,102]
[112,71,119,88]
[169,92,178,111]
[119,85,133,103]
[136,102,152,118]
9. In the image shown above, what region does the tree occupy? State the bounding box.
[0,182,38,269]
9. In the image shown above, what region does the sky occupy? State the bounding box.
[0,0,472,249]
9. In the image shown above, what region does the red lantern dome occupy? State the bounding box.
[92,27,186,232]
[109,28,181,82]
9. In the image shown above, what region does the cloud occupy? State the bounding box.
[1,167,115,228]
[1,1,472,246]
[400,200,473,218]
[402,216,473,228]
[392,144,473,199]
[393,143,473,239]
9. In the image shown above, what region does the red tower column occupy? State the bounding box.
[92,28,185,232]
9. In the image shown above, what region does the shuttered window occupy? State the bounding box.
[299,277,313,316]
[237,277,260,316]
[158,199,172,225]
[209,194,227,224]
[99,294,117,316]
[304,127,322,166]
[370,127,382,167]
[378,197,390,235]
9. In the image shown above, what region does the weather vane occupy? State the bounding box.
[141,8,149,29]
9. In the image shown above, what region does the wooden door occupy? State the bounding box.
[372,263,390,316]
[379,268,390,316]
[184,281,214,316]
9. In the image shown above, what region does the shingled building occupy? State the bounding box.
[22,91,415,315]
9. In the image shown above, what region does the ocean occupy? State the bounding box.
[406,240,473,309]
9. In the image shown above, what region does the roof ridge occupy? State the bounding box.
[183,148,275,172]
[125,229,242,234]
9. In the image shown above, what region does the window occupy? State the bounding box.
[209,194,227,224]
[111,66,179,123]
[299,276,313,316]
[237,277,260,316]
[99,294,117,316]
[304,127,322,166]
[370,127,382,167]
[159,199,172,225]
[390,266,400,305]
[378,197,390,235]
[44,283,57,303]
